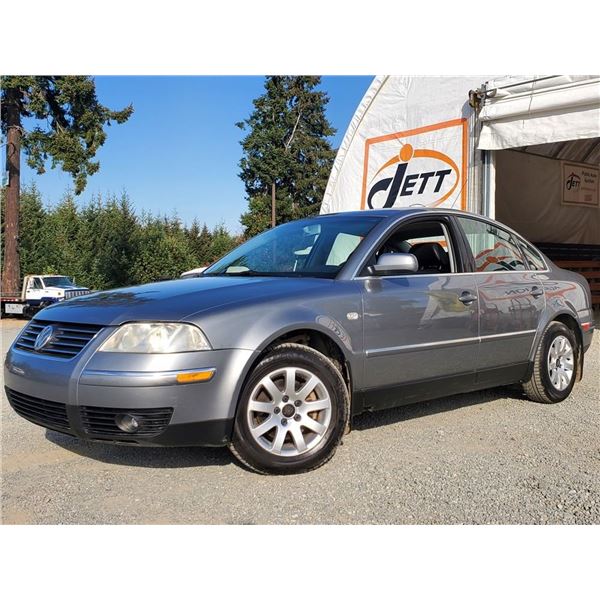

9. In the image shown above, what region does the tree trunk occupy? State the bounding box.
[2,88,21,295]
[271,182,276,228]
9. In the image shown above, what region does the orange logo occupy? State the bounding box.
[361,119,468,210]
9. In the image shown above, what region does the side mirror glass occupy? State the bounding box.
[369,252,419,275]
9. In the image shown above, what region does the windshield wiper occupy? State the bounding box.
[208,269,265,277]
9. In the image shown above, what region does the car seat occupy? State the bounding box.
[410,242,450,273]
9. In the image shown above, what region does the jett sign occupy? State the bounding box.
[360,119,468,211]
[561,161,599,207]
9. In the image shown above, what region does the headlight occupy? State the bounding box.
[98,322,211,353]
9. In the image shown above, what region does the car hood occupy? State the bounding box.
[36,276,336,326]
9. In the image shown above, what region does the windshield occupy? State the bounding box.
[42,276,75,288]
[204,216,382,278]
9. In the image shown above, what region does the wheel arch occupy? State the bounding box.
[550,312,584,382]
[232,325,355,425]
[529,310,584,382]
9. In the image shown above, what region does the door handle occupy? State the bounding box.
[531,286,544,298]
[459,291,478,305]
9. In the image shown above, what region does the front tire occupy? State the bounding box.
[230,343,349,475]
[523,321,578,404]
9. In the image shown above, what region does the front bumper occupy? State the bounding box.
[4,333,255,447]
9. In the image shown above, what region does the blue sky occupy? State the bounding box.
[20,76,373,233]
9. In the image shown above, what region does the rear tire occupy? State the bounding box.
[230,343,349,475]
[523,321,578,404]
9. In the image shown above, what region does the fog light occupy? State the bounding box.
[115,413,140,433]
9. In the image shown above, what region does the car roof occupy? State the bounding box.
[316,208,426,219]
[315,207,493,221]
[316,208,539,250]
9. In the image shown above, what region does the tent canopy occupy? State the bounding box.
[478,75,600,150]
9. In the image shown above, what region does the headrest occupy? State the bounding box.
[410,242,449,271]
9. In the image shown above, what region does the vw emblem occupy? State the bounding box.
[34,325,56,352]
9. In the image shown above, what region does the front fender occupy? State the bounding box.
[192,288,365,389]
[254,312,356,358]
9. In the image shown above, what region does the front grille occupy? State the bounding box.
[6,388,70,431]
[80,406,173,438]
[64,289,93,300]
[15,320,103,358]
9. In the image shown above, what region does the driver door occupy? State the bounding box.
[360,216,479,410]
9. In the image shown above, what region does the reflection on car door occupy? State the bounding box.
[456,216,545,385]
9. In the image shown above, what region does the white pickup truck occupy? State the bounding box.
[1,274,92,318]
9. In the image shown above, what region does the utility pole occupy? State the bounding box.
[271,181,276,228]
[2,87,21,294]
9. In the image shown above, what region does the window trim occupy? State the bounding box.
[516,237,549,272]
[353,214,464,279]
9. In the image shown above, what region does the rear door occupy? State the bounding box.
[455,215,545,385]
[359,216,479,409]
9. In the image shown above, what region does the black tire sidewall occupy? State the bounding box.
[538,322,577,402]
[233,346,348,474]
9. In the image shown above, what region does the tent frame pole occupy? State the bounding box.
[482,149,496,219]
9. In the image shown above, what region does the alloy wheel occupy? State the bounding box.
[246,366,332,457]
[547,334,574,391]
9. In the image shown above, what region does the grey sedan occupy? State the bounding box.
[5,209,595,474]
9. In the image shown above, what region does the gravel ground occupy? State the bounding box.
[1,317,598,524]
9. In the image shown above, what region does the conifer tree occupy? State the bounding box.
[0,76,133,292]
[237,76,336,237]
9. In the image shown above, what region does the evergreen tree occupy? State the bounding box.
[17,184,49,276]
[105,194,140,287]
[129,215,197,284]
[75,196,106,289]
[44,193,81,277]
[77,193,139,289]
[1,76,133,292]
[188,219,213,266]
[129,217,172,284]
[237,76,336,237]
[208,222,238,263]
[1,183,240,289]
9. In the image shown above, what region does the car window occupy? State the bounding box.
[457,217,526,272]
[326,233,363,267]
[361,220,455,276]
[205,216,381,278]
[518,240,546,271]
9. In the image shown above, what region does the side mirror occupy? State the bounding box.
[369,252,419,275]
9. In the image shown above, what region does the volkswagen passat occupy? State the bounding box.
[5,209,595,474]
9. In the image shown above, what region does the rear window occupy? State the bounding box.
[458,217,527,272]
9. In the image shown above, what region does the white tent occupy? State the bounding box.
[322,75,600,238]
[478,75,600,150]
[479,76,600,245]
[321,76,485,215]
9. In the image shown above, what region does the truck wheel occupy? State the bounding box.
[523,321,578,404]
[230,343,349,475]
